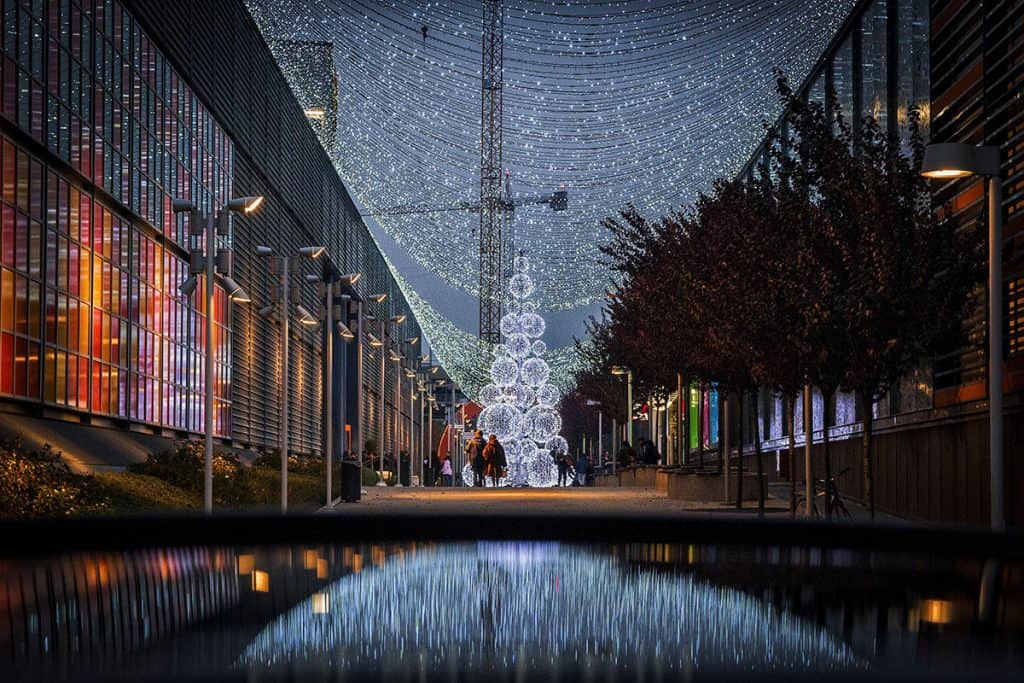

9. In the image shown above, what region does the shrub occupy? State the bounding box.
[90,472,201,511]
[361,466,379,487]
[129,441,242,493]
[251,448,321,476]
[0,440,109,517]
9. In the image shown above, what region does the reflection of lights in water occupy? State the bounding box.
[240,544,864,674]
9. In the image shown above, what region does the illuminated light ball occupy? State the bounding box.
[520,313,546,339]
[490,357,519,387]
[492,343,510,358]
[545,435,569,455]
[512,383,535,409]
[499,313,523,337]
[508,273,534,300]
[506,333,531,359]
[480,402,520,442]
[513,255,530,273]
[531,340,547,356]
[504,439,522,460]
[506,300,521,315]
[461,463,476,487]
[527,452,558,488]
[526,405,561,442]
[478,384,503,407]
[535,384,560,407]
[520,357,550,387]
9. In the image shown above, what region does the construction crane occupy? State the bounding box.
[365,174,567,218]
[362,170,568,321]
[363,0,568,343]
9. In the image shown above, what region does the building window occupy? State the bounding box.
[861,0,888,129]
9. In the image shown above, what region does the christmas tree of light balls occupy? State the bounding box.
[465,255,569,487]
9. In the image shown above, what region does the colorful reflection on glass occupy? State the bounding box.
[0,0,235,435]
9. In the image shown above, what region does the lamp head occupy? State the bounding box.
[369,293,388,304]
[179,275,198,298]
[340,273,362,286]
[221,276,251,303]
[172,198,196,213]
[228,196,264,214]
[299,246,326,259]
[390,314,407,324]
[336,321,355,340]
[255,245,275,257]
[295,304,318,325]
[920,143,1000,178]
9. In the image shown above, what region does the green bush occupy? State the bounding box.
[91,472,201,511]
[361,466,379,486]
[0,440,109,518]
[129,441,243,492]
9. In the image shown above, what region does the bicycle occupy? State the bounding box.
[794,467,851,519]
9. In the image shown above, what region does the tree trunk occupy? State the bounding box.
[684,379,692,466]
[788,394,797,518]
[822,389,833,519]
[858,390,876,520]
[754,389,766,517]
[697,383,704,468]
[735,390,744,509]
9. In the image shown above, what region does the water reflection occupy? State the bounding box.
[240,542,865,675]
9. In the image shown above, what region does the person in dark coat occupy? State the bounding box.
[556,450,570,486]
[483,434,506,487]
[466,429,486,486]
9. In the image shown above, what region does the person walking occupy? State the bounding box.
[576,452,590,486]
[557,450,570,487]
[430,450,441,487]
[483,434,506,487]
[440,456,453,486]
[466,429,486,487]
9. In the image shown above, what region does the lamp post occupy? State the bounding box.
[388,314,407,486]
[921,142,1003,530]
[611,366,633,452]
[172,195,262,514]
[585,399,603,469]
[254,244,326,513]
[364,293,388,484]
[304,272,360,508]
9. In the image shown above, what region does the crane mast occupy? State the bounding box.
[479,0,505,344]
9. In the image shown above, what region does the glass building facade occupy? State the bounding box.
[1,0,235,436]
[739,0,932,443]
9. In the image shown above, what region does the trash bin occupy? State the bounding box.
[341,459,361,502]
[400,457,411,487]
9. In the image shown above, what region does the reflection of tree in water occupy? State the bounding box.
[241,543,865,675]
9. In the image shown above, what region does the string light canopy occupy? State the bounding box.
[246,0,856,390]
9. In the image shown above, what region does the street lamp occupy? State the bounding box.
[611,365,633,453]
[304,273,361,509]
[172,194,263,514]
[921,142,1003,530]
[254,244,326,513]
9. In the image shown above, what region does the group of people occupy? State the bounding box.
[554,450,591,487]
[465,430,507,487]
[616,438,661,467]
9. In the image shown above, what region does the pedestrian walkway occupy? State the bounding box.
[327,485,792,517]
[325,483,909,523]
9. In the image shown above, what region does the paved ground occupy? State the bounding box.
[327,482,904,522]
[330,485,792,517]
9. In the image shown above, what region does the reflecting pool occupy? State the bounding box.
[2,539,1022,681]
